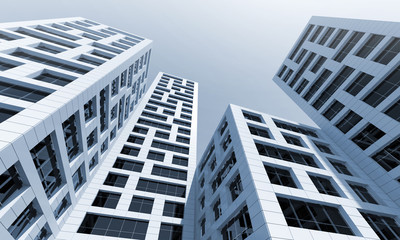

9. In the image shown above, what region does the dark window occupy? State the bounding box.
[352,124,385,150]
[333,31,364,62]
[314,142,334,154]
[213,198,222,220]
[0,78,51,102]
[78,213,148,240]
[0,31,20,41]
[221,205,253,240]
[220,121,228,135]
[178,127,190,135]
[180,114,191,120]
[309,175,340,196]
[151,140,189,154]
[212,152,237,193]
[349,184,378,204]
[295,79,309,94]
[111,77,119,96]
[356,34,384,58]
[34,223,52,240]
[0,59,21,71]
[256,143,319,168]
[173,118,191,127]
[113,158,144,172]
[312,66,355,110]
[310,56,327,73]
[335,110,362,134]
[374,37,400,65]
[163,201,185,218]
[289,24,315,60]
[92,191,121,209]
[34,71,75,86]
[89,153,98,171]
[158,223,182,240]
[72,164,85,191]
[242,111,262,122]
[309,26,324,43]
[329,159,352,176]
[145,105,157,111]
[0,107,19,123]
[274,120,318,138]
[127,135,144,145]
[136,178,186,197]
[283,134,304,147]
[133,126,148,135]
[30,135,63,198]
[250,125,271,138]
[371,137,400,171]
[155,131,169,139]
[303,69,332,101]
[128,196,154,214]
[84,96,96,122]
[264,165,297,188]
[385,99,400,121]
[121,146,140,157]
[172,155,188,167]
[99,86,109,133]
[222,134,232,151]
[176,135,190,144]
[278,197,354,235]
[77,55,104,66]
[360,212,400,240]
[328,29,349,49]
[322,100,344,121]
[15,29,77,48]
[101,138,108,154]
[345,72,374,96]
[200,195,205,209]
[87,128,97,150]
[53,194,71,219]
[35,43,64,54]
[0,165,23,207]
[91,49,115,60]
[201,218,206,236]
[62,112,81,161]
[318,27,335,45]
[294,49,307,64]
[147,151,165,162]
[282,69,293,82]
[103,173,129,188]
[163,109,175,116]
[229,174,243,201]
[137,118,171,130]
[289,52,316,87]
[148,99,176,110]
[8,202,39,239]
[278,65,288,77]
[152,165,187,181]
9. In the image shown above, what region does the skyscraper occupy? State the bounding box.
[273,16,400,207]
[0,17,152,239]
[196,104,400,240]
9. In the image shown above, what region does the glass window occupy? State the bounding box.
[289,52,316,88]
[84,96,96,122]
[103,173,129,188]
[322,100,344,121]
[53,194,71,219]
[289,24,315,60]
[87,128,97,150]
[0,79,51,102]
[221,205,253,240]
[318,27,335,45]
[151,165,187,181]
[355,34,384,58]
[147,151,165,161]
[158,223,182,240]
[303,69,332,102]
[371,137,400,171]
[127,135,144,145]
[345,72,374,96]
[309,175,340,197]
[264,165,297,188]
[136,178,186,197]
[295,79,309,94]
[335,110,362,134]
[314,142,334,154]
[360,211,400,240]
[121,145,140,156]
[385,98,400,121]
[328,29,349,49]
[99,86,109,133]
[213,198,222,220]
[113,158,144,172]
[349,184,378,204]
[242,111,263,122]
[72,163,86,191]
[163,201,185,218]
[172,155,188,167]
[310,56,327,73]
[248,125,270,138]
[352,124,385,150]
[62,112,82,161]
[0,164,23,207]
[229,174,243,201]
[137,118,172,130]
[128,196,154,214]
[8,201,40,239]
[329,159,352,176]
[374,37,400,65]
[133,126,148,134]
[92,191,121,209]
[309,26,324,43]
[151,140,189,154]
[333,31,364,62]
[211,152,237,193]
[283,134,304,147]
[34,71,75,86]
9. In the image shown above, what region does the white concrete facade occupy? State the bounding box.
[195,104,400,240]
[0,17,152,240]
[273,16,400,208]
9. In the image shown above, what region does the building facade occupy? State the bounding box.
[273,16,400,207]
[0,17,152,240]
[57,72,198,240]
[196,104,400,240]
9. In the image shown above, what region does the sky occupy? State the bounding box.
[2,0,400,156]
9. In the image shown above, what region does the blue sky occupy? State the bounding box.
[2,0,400,155]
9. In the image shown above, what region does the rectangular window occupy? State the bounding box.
[289,52,316,88]
[151,140,189,154]
[352,124,385,150]
[282,69,293,82]
[128,196,154,214]
[0,79,51,102]
[229,174,243,201]
[178,127,190,135]
[145,105,157,111]
[133,126,148,135]
[289,24,315,60]
[242,111,263,122]
[91,49,115,60]
[335,110,362,133]
[221,134,232,151]
[371,137,400,171]
[87,128,97,149]
[8,201,40,239]
[136,178,186,197]
[172,155,188,167]
[137,118,172,130]
[309,26,324,43]
[360,212,400,240]
[127,135,145,145]
[322,100,344,121]
[264,165,297,188]
[110,104,117,121]
[99,86,109,133]
[312,66,355,110]
[248,125,270,138]
[328,29,349,49]
[0,106,19,123]
[148,99,176,110]
[159,223,183,240]
[295,79,309,94]
[63,112,82,161]
[34,71,76,86]
[89,153,98,171]
[373,37,400,64]
[15,29,78,48]
[72,163,86,191]
[333,31,364,62]
[345,72,374,96]
[221,205,253,240]
[78,213,148,240]
[283,134,304,147]
[0,58,22,71]
[349,183,378,204]
[314,142,334,154]
[92,191,121,209]
[121,146,140,156]
[103,173,129,188]
[212,152,236,192]
[34,223,52,240]
[147,151,165,162]
[385,99,400,121]
[118,95,125,129]
[101,138,109,154]
[0,164,23,207]
[309,175,340,196]
[318,27,335,45]
[273,119,318,138]
[113,158,144,172]
[310,56,327,73]
[213,198,222,220]
[77,55,104,66]
[329,159,352,176]
[173,118,191,127]
[303,69,332,101]
[256,143,319,168]
[163,109,175,116]
[176,135,190,144]
[363,65,400,107]
[152,165,187,181]
[30,135,63,198]
[294,49,307,64]
[355,34,384,58]
[155,131,169,139]
[35,42,65,54]
[84,96,96,122]
[278,197,354,235]
[163,201,185,218]
[201,218,206,236]
[53,194,71,219]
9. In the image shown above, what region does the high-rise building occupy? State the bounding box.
[57,72,198,240]
[196,104,400,240]
[0,17,152,240]
[273,16,400,207]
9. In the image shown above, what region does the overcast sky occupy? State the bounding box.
[2,0,400,156]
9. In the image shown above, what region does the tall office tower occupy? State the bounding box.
[57,72,198,240]
[273,16,400,207]
[0,17,152,240]
[196,104,400,240]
